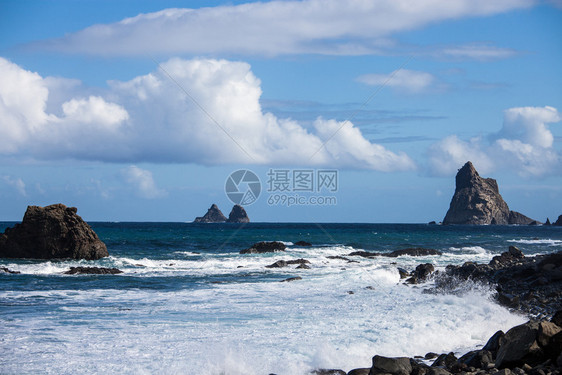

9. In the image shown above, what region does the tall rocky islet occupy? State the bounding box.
[443,161,537,225]
[193,203,250,223]
[0,204,108,260]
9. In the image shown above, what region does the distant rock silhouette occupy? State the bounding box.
[554,215,562,226]
[0,204,108,260]
[194,204,227,223]
[227,204,250,223]
[443,161,536,225]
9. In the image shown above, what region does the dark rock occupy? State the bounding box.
[266,260,288,268]
[458,350,493,369]
[226,204,250,223]
[370,355,412,375]
[349,251,379,258]
[295,241,312,247]
[240,241,286,254]
[483,330,505,354]
[287,258,310,265]
[537,321,561,347]
[544,218,551,226]
[406,263,435,284]
[387,248,442,257]
[553,215,562,226]
[428,221,437,225]
[347,369,370,375]
[280,276,302,282]
[64,266,123,275]
[327,255,353,262]
[427,368,451,375]
[194,204,227,223]
[495,321,541,368]
[296,264,310,269]
[0,204,108,260]
[397,267,410,279]
[0,266,20,274]
[443,161,536,225]
[425,353,439,360]
[551,310,562,327]
[309,370,346,375]
[432,352,457,370]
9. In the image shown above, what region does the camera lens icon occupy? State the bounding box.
[225,169,261,206]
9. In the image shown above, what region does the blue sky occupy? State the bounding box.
[0,0,561,222]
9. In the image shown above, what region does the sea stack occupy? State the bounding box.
[193,204,227,223]
[226,204,250,223]
[0,204,108,260]
[443,161,536,225]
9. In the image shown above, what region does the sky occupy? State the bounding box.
[0,0,561,223]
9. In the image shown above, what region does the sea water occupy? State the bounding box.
[1,223,561,374]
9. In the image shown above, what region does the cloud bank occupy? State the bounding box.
[30,0,534,57]
[0,57,414,171]
[428,106,561,176]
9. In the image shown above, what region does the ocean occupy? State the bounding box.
[1,222,562,374]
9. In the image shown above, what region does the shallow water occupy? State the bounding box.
[1,223,561,374]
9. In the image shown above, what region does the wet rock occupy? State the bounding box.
[266,260,288,268]
[538,321,561,347]
[287,258,310,265]
[483,330,505,354]
[295,241,312,247]
[194,204,227,223]
[0,204,108,260]
[64,266,123,275]
[432,352,457,370]
[551,310,562,327]
[406,264,435,284]
[370,355,413,375]
[296,263,310,269]
[280,276,302,282]
[495,321,541,368]
[425,353,439,360]
[398,267,410,279]
[347,369,370,375]
[348,251,379,258]
[0,266,20,274]
[459,350,493,369]
[240,241,286,254]
[310,369,346,375]
[386,248,442,257]
[226,204,250,223]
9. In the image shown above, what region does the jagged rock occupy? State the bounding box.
[64,266,123,275]
[545,218,551,226]
[265,258,308,268]
[295,241,312,247]
[226,204,250,223]
[495,321,541,368]
[0,267,20,274]
[406,263,435,284]
[240,241,286,254]
[0,204,108,260]
[458,350,493,369]
[554,215,562,226]
[431,352,457,370]
[443,161,536,225]
[349,248,442,258]
[483,330,505,354]
[347,369,370,375]
[370,355,412,375]
[537,321,561,347]
[397,267,410,279]
[194,204,227,223]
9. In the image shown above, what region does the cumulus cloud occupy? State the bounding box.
[357,69,436,94]
[428,106,561,177]
[29,0,534,57]
[122,166,167,199]
[2,176,27,196]
[0,57,414,171]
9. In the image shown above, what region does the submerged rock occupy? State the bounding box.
[0,204,108,260]
[193,204,227,223]
[280,276,302,282]
[295,241,312,247]
[240,241,286,254]
[349,248,442,258]
[443,161,536,225]
[226,204,250,223]
[64,266,123,275]
[0,267,20,274]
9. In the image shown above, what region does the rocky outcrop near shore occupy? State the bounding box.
[349,248,442,258]
[240,241,286,254]
[227,204,250,223]
[554,215,562,226]
[0,204,108,260]
[64,266,123,275]
[193,204,228,223]
[443,162,536,225]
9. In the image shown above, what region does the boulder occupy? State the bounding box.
[406,263,435,284]
[0,204,108,260]
[226,204,250,223]
[194,204,227,223]
[431,352,457,370]
[482,330,505,354]
[443,161,536,225]
[347,369,370,375]
[240,241,286,254]
[458,350,493,369]
[64,266,123,275]
[537,321,562,347]
[370,355,412,375]
[551,310,562,327]
[295,241,312,247]
[495,321,541,368]
[266,260,288,268]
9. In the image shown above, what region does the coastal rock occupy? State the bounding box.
[265,260,287,268]
[226,204,250,223]
[309,369,346,375]
[370,355,412,375]
[0,204,108,260]
[194,204,227,223]
[431,352,457,369]
[406,263,435,284]
[495,321,541,368]
[537,321,561,347]
[349,248,442,258]
[545,218,551,226]
[552,310,562,327]
[64,266,123,275]
[483,330,505,354]
[280,276,302,282]
[265,258,309,268]
[443,161,536,225]
[554,215,562,226]
[347,369,370,375]
[240,241,286,254]
[458,350,493,369]
[0,266,20,274]
[295,241,312,247]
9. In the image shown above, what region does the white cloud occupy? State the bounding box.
[428,106,561,177]
[31,0,535,57]
[2,176,27,196]
[0,57,415,171]
[357,69,436,94]
[122,166,166,199]
[440,43,517,61]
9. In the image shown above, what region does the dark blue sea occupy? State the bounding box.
[1,222,561,374]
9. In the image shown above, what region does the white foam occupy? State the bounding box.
[508,239,562,246]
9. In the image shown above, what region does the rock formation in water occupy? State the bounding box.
[240,241,286,254]
[554,215,562,226]
[443,161,536,225]
[226,204,250,223]
[193,204,227,223]
[0,204,108,260]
